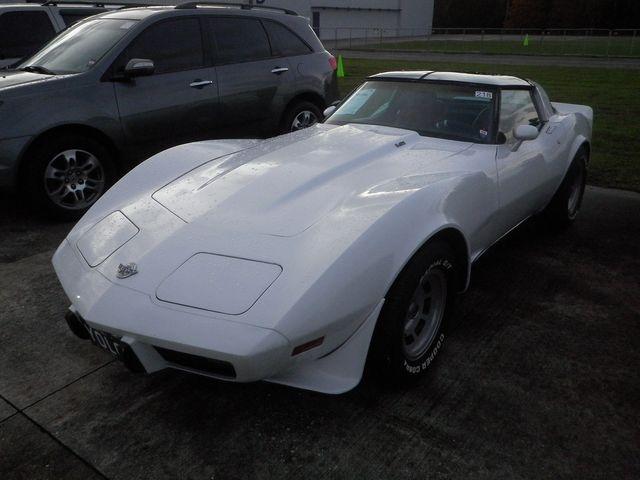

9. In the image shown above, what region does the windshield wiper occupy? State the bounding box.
[19,65,56,75]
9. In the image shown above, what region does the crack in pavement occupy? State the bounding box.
[0,361,115,480]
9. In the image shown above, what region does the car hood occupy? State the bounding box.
[63,124,478,333]
[153,124,472,237]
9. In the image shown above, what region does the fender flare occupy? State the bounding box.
[387,224,472,295]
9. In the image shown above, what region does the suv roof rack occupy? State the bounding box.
[34,0,148,7]
[175,2,297,15]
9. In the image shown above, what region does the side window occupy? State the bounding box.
[118,18,204,74]
[0,11,56,59]
[499,90,541,144]
[208,17,271,64]
[263,20,311,56]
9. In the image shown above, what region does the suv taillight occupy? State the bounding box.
[328,56,337,71]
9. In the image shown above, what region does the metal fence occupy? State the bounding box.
[319,27,640,58]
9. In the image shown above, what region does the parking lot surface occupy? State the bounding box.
[1,186,638,479]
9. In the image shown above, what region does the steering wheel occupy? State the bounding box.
[435,119,474,136]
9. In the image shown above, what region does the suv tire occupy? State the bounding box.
[280,100,322,133]
[26,134,115,221]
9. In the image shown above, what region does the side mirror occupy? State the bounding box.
[513,124,539,141]
[323,100,341,118]
[323,105,337,118]
[124,58,154,78]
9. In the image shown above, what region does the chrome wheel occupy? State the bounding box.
[402,269,447,361]
[567,164,585,218]
[291,110,318,131]
[44,149,105,210]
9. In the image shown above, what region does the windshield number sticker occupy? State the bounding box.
[475,91,493,99]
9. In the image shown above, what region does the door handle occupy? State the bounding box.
[270,67,289,74]
[189,80,213,89]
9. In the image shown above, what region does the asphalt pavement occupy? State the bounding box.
[0,186,639,479]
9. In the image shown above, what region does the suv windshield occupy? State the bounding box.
[326,80,497,143]
[18,18,137,74]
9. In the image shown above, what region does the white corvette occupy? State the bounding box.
[53,71,592,394]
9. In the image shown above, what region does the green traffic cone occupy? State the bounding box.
[523,34,529,47]
[337,55,345,78]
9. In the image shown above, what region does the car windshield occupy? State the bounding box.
[18,18,137,75]
[325,80,497,143]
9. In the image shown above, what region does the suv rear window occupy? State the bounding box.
[263,20,311,56]
[0,11,55,59]
[208,17,271,64]
[120,18,204,74]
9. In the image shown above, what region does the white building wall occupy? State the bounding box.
[238,0,434,40]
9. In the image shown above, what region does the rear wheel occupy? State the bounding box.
[543,148,588,229]
[368,241,458,386]
[26,134,115,220]
[280,100,322,134]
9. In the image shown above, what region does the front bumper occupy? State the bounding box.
[52,239,292,382]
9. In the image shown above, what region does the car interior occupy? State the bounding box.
[327,81,497,143]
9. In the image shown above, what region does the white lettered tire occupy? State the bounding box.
[368,241,458,386]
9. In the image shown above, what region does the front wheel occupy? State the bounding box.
[280,101,322,134]
[368,241,458,386]
[26,134,115,220]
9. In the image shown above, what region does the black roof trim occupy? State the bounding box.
[367,71,532,88]
[37,0,146,6]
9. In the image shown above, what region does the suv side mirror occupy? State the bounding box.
[124,58,155,78]
[513,124,539,141]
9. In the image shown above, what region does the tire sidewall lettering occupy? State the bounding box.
[403,332,446,374]
[400,257,452,375]
[427,258,453,273]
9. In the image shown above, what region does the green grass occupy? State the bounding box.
[361,37,640,58]
[337,58,640,192]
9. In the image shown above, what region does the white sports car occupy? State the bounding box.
[53,71,592,394]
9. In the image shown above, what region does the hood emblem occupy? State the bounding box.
[116,263,138,279]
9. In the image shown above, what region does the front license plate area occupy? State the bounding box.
[83,322,125,357]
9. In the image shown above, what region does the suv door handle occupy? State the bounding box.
[270,67,289,74]
[190,80,213,89]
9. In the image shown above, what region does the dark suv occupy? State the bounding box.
[0,3,339,218]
